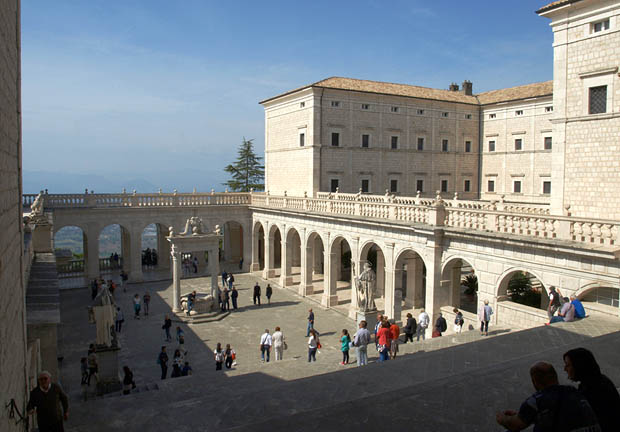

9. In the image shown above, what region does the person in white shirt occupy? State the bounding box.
[417,309,430,341]
[259,329,272,362]
[272,327,286,361]
[307,329,319,362]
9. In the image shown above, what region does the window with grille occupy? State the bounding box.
[416,180,424,193]
[489,141,495,152]
[442,139,449,152]
[361,179,370,193]
[391,136,398,149]
[417,109,425,115]
[362,134,370,148]
[465,114,472,119]
[390,180,398,193]
[330,179,339,192]
[442,112,449,118]
[465,141,472,152]
[542,181,551,195]
[417,137,424,151]
[331,101,340,107]
[361,104,370,110]
[589,86,607,114]
[464,180,471,192]
[331,132,340,147]
[515,139,522,151]
[299,133,305,147]
[391,106,399,113]
[544,137,552,150]
[488,180,495,192]
[514,181,522,194]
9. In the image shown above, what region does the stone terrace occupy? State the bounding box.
[60,273,620,431]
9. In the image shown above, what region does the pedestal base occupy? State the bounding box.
[356,310,378,335]
[321,294,339,308]
[279,276,293,287]
[299,284,313,296]
[33,223,53,253]
[95,346,121,395]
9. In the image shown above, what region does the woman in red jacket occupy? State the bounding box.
[376,320,391,362]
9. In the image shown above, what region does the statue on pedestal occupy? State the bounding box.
[179,217,207,236]
[89,286,118,348]
[354,261,377,312]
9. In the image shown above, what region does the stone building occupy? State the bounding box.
[0,0,29,430]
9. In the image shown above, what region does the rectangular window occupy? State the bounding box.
[465,141,472,153]
[592,19,610,33]
[544,137,552,150]
[417,109,425,115]
[417,137,424,151]
[390,179,398,193]
[488,180,495,192]
[361,179,370,193]
[361,104,370,110]
[515,110,523,116]
[330,179,339,192]
[514,180,522,194]
[442,139,449,152]
[299,133,305,147]
[391,136,398,149]
[331,101,340,107]
[442,112,449,118]
[515,138,522,151]
[545,106,553,112]
[465,114,472,119]
[361,134,370,148]
[391,106,399,113]
[489,140,495,152]
[416,180,424,193]
[300,102,305,108]
[331,132,340,147]
[440,180,448,193]
[542,181,551,195]
[464,180,471,192]
[589,85,607,114]
[489,113,496,119]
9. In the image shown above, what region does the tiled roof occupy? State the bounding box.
[476,81,553,105]
[536,0,584,14]
[260,76,480,105]
[259,77,554,106]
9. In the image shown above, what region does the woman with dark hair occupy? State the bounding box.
[563,347,620,431]
[122,366,135,395]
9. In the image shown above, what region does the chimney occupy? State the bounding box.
[461,80,473,95]
[448,82,459,92]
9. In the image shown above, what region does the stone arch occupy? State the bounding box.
[221,220,245,266]
[140,222,170,272]
[252,220,265,271]
[98,223,131,274]
[393,248,427,317]
[281,226,302,286]
[269,223,283,272]
[496,267,548,299]
[327,235,353,312]
[495,267,549,327]
[440,256,477,314]
[54,225,87,275]
[575,282,619,311]
[302,230,326,297]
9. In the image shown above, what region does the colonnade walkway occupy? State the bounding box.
[60,272,620,431]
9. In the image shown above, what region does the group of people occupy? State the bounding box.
[90,277,119,300]
[214,343,237,369]
[252,281,273,305]
[132,291,151,319]
[496,347,620,431]
[158,345,193,379]
[547,286,587,325]
[257,327,287,362]
[141,247,158,268]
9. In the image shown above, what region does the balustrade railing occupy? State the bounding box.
[57,259,85,275]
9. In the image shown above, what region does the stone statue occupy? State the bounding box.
[180,217,206,236]
[168,226,175,237]
[90,286,117,348]
[214,224,222,235]
[354,261,377,312]
[30,192,45,219]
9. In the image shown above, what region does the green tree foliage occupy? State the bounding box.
[508,272,541,307]
[462,274,478,296]
[223,138,264,192]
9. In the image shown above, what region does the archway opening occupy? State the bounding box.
[440,258,477,315]
[141,223,170,274]
[394,249,426,323]
[329,236,352,313]
[360,242,386,313]
[54,226,86,276]
[98,224,129,274]
[580,286,619,314]
[222,221,244,268]
[282,228,302,287]
[253,223,265,271]
[496,270,548,328]
[305,232,325,298]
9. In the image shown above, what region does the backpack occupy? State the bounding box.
[215,350,224,362]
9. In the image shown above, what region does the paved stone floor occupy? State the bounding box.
[58,272,620,431]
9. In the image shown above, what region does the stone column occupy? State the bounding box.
[86,224,101,279]
[171,244,181,313]
[128,228,143,283]
[209,245,220,300]
[121,228,131,274]
[376,252,385,298]
[242,223,252,272]
[263,227,275,279]
[424,231,444,326]
[300,228,313,295]
[251,223,261,272]
[280,237,292,287]
[322,252,338,307]
[383,243,395,320]
[413,257,425,308]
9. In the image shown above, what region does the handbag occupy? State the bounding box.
[317,342,322,349]
[283,342,288,350]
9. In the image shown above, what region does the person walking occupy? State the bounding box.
[306,309,315,337]
[564,347,620,431]
[87,345,98,386]
[260,329,272,362]
[133,294,141,319]
[157,346,168,380]
[162,314,172,342]
[374,313,384,348]
[221,271,228,287]
[27,371,69,432]
[120,270,128,292]
[228,273,234,290]
[478,300,493,336]
[220,287,229,312]
[308,329,319,362]
[266,284,273,304]
[353,320,371,366]
[403,313,416,343]
[214,343,225,370]
[115,307,124,333]
[272,326,285,361]
[231,286,239,310]
[143,291,151,316]
[122,366,135,395]
[253,283,261,305]
[224,344,236,369]
[376,320,391,362]
[417,309,430,341]
[340,329,351,365]
[453,308,464,334]
[434,312,447,337]
[389,320,400,359]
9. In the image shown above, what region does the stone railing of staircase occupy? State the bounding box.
[22,190,620,248]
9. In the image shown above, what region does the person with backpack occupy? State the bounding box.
[214,343,225,370]
[453,308,464,334]
[434,312,447,337]
[340,329,351,365]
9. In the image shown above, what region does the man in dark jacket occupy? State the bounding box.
[27,371,69,432]
[435,312,447,336]
[253,283,261,305]
[403,313,416,343]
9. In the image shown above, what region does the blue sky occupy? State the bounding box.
[22,0,554,193]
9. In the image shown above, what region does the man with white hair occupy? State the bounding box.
[27,371,69,431]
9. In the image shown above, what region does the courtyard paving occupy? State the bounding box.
[58,272,620,431]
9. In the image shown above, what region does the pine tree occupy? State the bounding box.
[223,138,265,192]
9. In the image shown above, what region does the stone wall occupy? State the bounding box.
[0,0,28,430]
